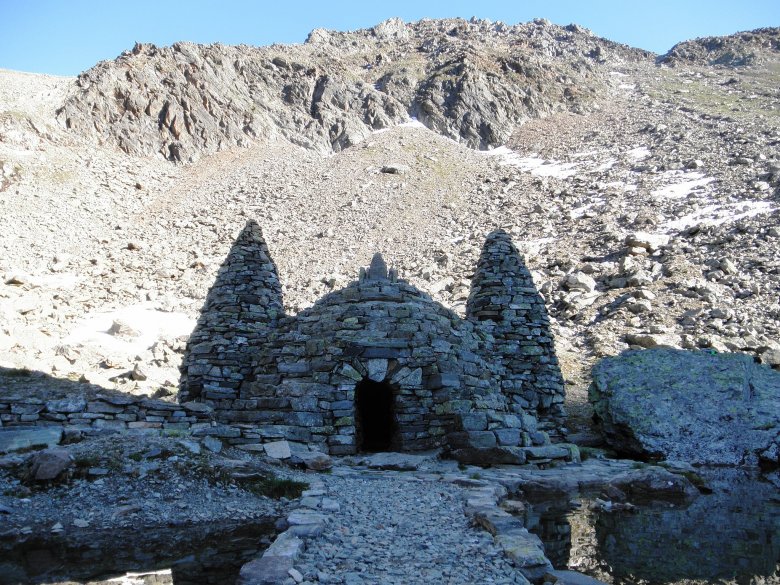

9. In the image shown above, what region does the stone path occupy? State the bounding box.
[293,468,529,585]
[239,455,698,585]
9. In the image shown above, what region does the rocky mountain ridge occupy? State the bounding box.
[660,26,780,67]
[56,17,649,161]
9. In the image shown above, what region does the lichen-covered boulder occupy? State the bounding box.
[589,348,780,467]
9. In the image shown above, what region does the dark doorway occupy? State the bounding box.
[355,379,397,452]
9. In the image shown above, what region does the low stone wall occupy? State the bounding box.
[0,394,213,435]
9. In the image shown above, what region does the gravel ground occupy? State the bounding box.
[294,469,527,585]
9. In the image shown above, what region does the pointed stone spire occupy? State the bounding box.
[467,229,541,323]
[180,220,283,402]
[467,229,566,435]
[366,253,389,281]
[200,220,283,320]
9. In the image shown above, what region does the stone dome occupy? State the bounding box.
[249,255,511,453]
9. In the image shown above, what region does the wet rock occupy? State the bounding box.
[238,530,304,585]
[590,348,780,466]
[610,465,699,501]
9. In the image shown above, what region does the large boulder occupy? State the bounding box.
[590,349,780,466]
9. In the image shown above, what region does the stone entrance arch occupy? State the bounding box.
[354,378,397,452]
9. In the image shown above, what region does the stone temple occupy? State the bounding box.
[180,221,570,464]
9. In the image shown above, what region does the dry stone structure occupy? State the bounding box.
[180,221,569,463]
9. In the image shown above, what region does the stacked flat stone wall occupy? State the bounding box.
[467,230,566,437]
[178,225,569,459]
[206,268,521,455]
[0,394,213,434]
[180,220,283,403]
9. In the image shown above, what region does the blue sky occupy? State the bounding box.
[1,0,778,76]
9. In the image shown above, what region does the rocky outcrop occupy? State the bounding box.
[660,27,780,67]
[57,18,650,160]
[589,348,780,466]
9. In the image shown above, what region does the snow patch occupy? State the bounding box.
[66,303,194,357]
[399,119,427,129]
[485,146,579,179]
[652,171,715,199]
[664,201,776,232]
[626,146,650,161]
[595,159,616,172]
[371,118,428,136]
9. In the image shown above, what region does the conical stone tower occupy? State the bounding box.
[179,220,283,402]
[467,229,566,437]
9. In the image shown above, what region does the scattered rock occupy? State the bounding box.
[625,232,669,253]
[380,163,409,175]
[202,436,223,453]
[107,319,140,338]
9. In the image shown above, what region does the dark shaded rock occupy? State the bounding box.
[295,450,332,471]
[45,397,87,414]
[545,570,609,585]
[26,448,73,481]
[452,446,527,466]
[360,452,425,471]
[590,349,780,466]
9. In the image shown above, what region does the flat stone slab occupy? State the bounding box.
[546,570,609,585]
[355,452,428,471]
[0,427,62,453]
[263,440,292,459]
[238,529,303,585]
[479,459,698,501]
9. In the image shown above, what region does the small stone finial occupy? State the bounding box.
[367,253,389,281]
